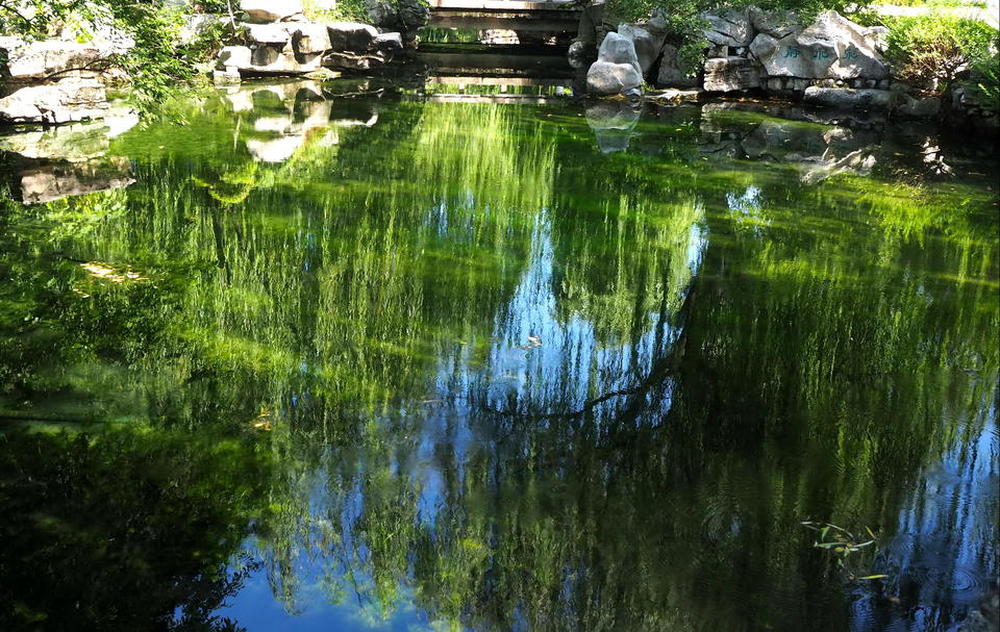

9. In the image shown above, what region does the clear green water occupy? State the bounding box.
[0,81,997,632]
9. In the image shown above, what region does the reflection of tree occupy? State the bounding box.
[245,122,997,630]
[0,95,557,426]
[0,95,996,631]
[0,429,271,631]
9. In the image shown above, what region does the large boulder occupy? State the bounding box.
[326,22,379,52]
[242,23,294,45]
[895,93,941,118]
[702,9,754,47]
[587,62,642,96]
[586,32,642,96]
[322,50,385,71]
[217,45,254,70]
[0,38,112,82]
[803,86,894,109]
[597,32,641,74]
[217,13,392,77]
[618,19,667,76]
[568,40,597,69]
[749,10,889,80]
[365,0,430,44]
[292,23,333,54]
[240,0,304,23]
[704,56,760,92]
[750,7,801,39]
[0,78,108,125]
[374,32,404,56]
[246,41,324,74]
[656,43,697,87]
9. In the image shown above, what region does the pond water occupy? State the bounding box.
[0,81,997,632]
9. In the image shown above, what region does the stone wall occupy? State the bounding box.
[697,9,892,100]
[579,5,997,129]
[213,0,410,81]
[0,38,128,126]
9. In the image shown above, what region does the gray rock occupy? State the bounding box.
[246,43,324,75]
[596,31,641,74]
[703,57,760,92]
[895,93,941,118]
[322,50,385,71]
[293,24,333,54]
[618,22,667,76]
[656,43,697,87]
[750,7,801,39]
[568,40,597,69]
[587,61,642,95]
[0,78,108,125]
[787,77,811,92]
[240,0,304,23]
[374,32,404,55]
[749,10,889,80]
[586,32,643,95]
[217,45,253,70]
[0,38,112,82]
[242,23,293,45]
[803,86,894,109]
[702,9,754,47]
[327,22,379,52]
[365,0,430,43]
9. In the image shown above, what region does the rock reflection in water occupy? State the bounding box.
[585,101,641,153]
[699,102,880,182]
[0,108,138,203]
[18,157,135,204]
[221,81,379,163]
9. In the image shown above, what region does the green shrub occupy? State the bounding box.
[0,1,228,110]
[882,14,999,92]
[970,51,1000,111]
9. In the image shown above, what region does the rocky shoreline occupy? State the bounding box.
[574,4,997,131]
[0,0,995,135]
[211,0,421,82]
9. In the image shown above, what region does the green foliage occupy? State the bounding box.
[305,0,369,21]
[882,13,999,91]
[883,0,985,6]
[971,50,1000,111]
[111,4,197,110]
[0,1,223,110]
[0,428,271,631]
